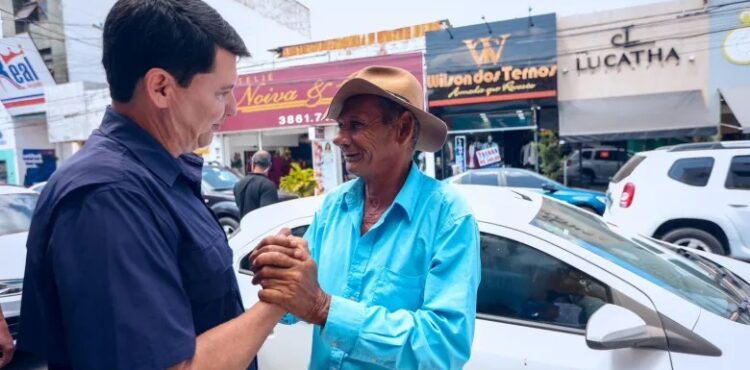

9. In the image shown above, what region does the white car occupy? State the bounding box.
[230,185,750,370]
[604,141,750,258]
[0,185,38,341]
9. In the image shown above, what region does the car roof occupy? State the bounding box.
[233,185,543,242]
[0,185,37,195]
[637,140,750,156]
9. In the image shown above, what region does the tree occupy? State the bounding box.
[535,129,563,181]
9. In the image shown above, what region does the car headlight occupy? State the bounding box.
[0,279,23,297]
[595,196,607,204]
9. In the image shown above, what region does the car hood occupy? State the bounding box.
[0,232,28,280]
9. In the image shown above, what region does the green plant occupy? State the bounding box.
[535,130,563,181]
[280,163,317,197]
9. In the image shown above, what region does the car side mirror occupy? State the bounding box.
[585,304,653,350]
[542,182,559,193]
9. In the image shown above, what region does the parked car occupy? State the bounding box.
[445,167,607,214]
[604,141,750,258]
[565,146,631,186]
[230,185,750,370]
[0,185,39,341]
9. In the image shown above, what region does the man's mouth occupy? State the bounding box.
[343,152,362,162]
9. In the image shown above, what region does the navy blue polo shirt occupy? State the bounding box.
[18,107,254,370]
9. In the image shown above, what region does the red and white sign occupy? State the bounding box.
[476,147,502,167]
[0,33,56,116]
[220,53,424,132]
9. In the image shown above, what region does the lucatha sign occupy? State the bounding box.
[576,26,680,72]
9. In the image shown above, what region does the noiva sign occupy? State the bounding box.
[576,26,680,71]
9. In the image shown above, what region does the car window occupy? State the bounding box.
[202,166,240,191]
[667,157,714,187]
[503,170,548,188]
[594,150,617,161]
[725,155,750,190]
[468,171,499,186]
[531,197,750,324]
[581,150,593,160]
[239,225,310,274]
[611,155,645,183]
[478,233,610,330]
[0,193,38,236]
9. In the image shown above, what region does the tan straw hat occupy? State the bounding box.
[326,65,448,152]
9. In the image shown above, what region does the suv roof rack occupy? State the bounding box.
[666,141,750,152]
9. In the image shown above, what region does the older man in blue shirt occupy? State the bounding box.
[251,66,481,369]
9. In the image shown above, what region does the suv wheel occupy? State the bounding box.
[219,217,240,236]
[661,228,725,255]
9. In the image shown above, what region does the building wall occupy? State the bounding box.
[557,0,711,103]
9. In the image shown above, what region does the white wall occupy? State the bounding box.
[61,0,310,84]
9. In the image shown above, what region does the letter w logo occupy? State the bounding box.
[463,34,511,67]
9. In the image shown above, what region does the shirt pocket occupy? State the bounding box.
[371,268,425,312]
[180,235,235,302]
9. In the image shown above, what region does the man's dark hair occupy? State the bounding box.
[102,0,250,102]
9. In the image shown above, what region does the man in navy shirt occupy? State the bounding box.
[18,1,290,369]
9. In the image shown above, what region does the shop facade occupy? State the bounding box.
[216,52,425,193]
[557,0,716,155]
[425,14,558,179]
[0,33,58,186]
[710,0,750,140]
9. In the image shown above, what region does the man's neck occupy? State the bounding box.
[112,101,182,157]
[363,159,411,208]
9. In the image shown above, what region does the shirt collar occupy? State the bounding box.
[342,162,422,222]
[98,106,182,187]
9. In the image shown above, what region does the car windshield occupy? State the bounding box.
[202,166,239,191]
[530,197,750,324]
[0,193,39,237]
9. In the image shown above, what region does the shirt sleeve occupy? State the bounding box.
[49,187,195,370]
[259,181,279,208]
[320,214,481,370]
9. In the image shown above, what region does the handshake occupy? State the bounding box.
[249,229,331,325]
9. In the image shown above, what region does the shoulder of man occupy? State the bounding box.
[418,174,474,224]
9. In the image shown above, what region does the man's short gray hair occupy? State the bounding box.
[375,96,420,151]
[252,150,271,169]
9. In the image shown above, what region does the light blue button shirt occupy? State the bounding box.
[285,163,480,369]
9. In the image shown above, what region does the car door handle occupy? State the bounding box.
[729,204,748,208]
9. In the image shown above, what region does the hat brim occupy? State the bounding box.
[326,78,448,153]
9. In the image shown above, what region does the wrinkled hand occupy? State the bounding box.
[0,319,14,368]
[249,232,330,325]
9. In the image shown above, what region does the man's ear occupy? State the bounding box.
[395,111,416,146]
[143,68,177,109]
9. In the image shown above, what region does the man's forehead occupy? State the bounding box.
[339,97,383,120]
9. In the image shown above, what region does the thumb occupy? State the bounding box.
[277,228,292,237]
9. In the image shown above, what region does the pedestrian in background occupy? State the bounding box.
[234,150,279,219]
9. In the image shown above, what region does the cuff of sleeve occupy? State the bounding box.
[320,295,366,354]
[280,312,300,325]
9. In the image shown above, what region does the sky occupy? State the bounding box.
[300,0,668,41]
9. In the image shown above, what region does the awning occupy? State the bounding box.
[559,90,717,142]
[720,87,750,134]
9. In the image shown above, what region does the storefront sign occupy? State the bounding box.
[576,26,680,72]
[476,147,501,167]
[22,148,56,186]
[0,33,56,116]
[221,53,424,132]
[425,14,557,107]
[277,21,444,58]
